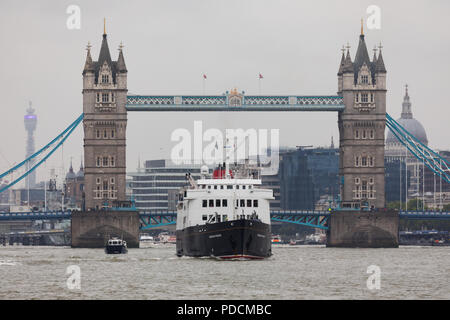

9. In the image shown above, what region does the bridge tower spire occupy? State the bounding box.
[337,28,387,209]
[82,28,128,210]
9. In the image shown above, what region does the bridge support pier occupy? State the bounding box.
[326,210,399,248]
[71,211,140,248]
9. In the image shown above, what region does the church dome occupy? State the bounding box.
[386,86,428,146]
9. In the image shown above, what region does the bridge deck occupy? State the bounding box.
[2,210,449,221]
[126,95,345,112]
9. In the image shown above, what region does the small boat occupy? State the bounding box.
[105,237,128,254]
[271,235,282,244]
[139,234,154,242]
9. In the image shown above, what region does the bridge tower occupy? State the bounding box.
[82,28,128,210]
[337,25,387,209]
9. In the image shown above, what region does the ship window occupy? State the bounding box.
[236,200,239,207]
[220,185,224,189]
[242,185,246,190]
[222,199,228,207]
[202,200,207,207]
[202,215,207,221]
[247,199,252,207]
[236,185,239,189]
[240,199,245,207]
[253,200,258,207]
[202,185,205,189]
[227,185,232,189]
[216,215,221,223]
[208,185,211,189]
[209,199,214,207]
[222,215,227,222]
[216,199,221,207]
[214,185,217,189]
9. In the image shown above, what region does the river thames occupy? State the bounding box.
[0,244,448,300]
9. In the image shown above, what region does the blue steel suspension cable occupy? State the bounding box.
[386,116,450,183]
[386,113,450,166]
[0,114,84,180]
[0,114,84,193]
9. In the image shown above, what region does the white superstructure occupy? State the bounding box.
[176,175,274,231]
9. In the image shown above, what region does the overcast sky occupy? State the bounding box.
[0,0,449,186]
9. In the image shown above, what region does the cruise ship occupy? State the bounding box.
[176,163,274,259]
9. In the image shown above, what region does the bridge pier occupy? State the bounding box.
[71,211,140,248]
[326,210,399,248]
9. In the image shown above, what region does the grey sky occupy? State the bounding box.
[0,0,449,185]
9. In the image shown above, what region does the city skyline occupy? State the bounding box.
[1,0,449,184]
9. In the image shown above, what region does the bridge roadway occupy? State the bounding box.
[1,210,449,230]
[126,95,345,112]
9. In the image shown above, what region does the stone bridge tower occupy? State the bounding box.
[337,25,387,209]
[82,29,128,210]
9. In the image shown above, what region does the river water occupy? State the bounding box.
[0,244,448,300]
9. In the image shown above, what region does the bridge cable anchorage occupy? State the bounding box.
[0,114,84,194]
[386,113,450,183]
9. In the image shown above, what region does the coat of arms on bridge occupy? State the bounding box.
[227,88,243,107]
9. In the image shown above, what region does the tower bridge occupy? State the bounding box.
[1,23,449,248]
[82,26,387,211]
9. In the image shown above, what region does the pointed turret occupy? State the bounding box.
[98,33,112,67]
[342,49,354,73]
[117,42,127,73]
[353,36,371,80]
[83,42,95,75]
[375,46,387,73]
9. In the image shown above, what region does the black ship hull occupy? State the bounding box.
[176,219,271,259]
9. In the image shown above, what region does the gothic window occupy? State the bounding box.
[361,93,368,103]
[355,156,360,167]
[102,93,109,103]
[96,93,100,103]
[103,156,108,167]
[355,94,359,103]
[96,178,101,184]
[110,156,115,167]
[369,130,374,139]
[110,177,115,184]
[102,74,109,84]
[111,129,115,138]
[361,156,368,167]
[354,130,359,139]
[361,75,369,84]
[111,93,115,102]
[96,130,100,139]
[355,177,360,184]
[96,157,101,167]
[369,156,374,167]
[370,93,374,103]
[362,130,367,139]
